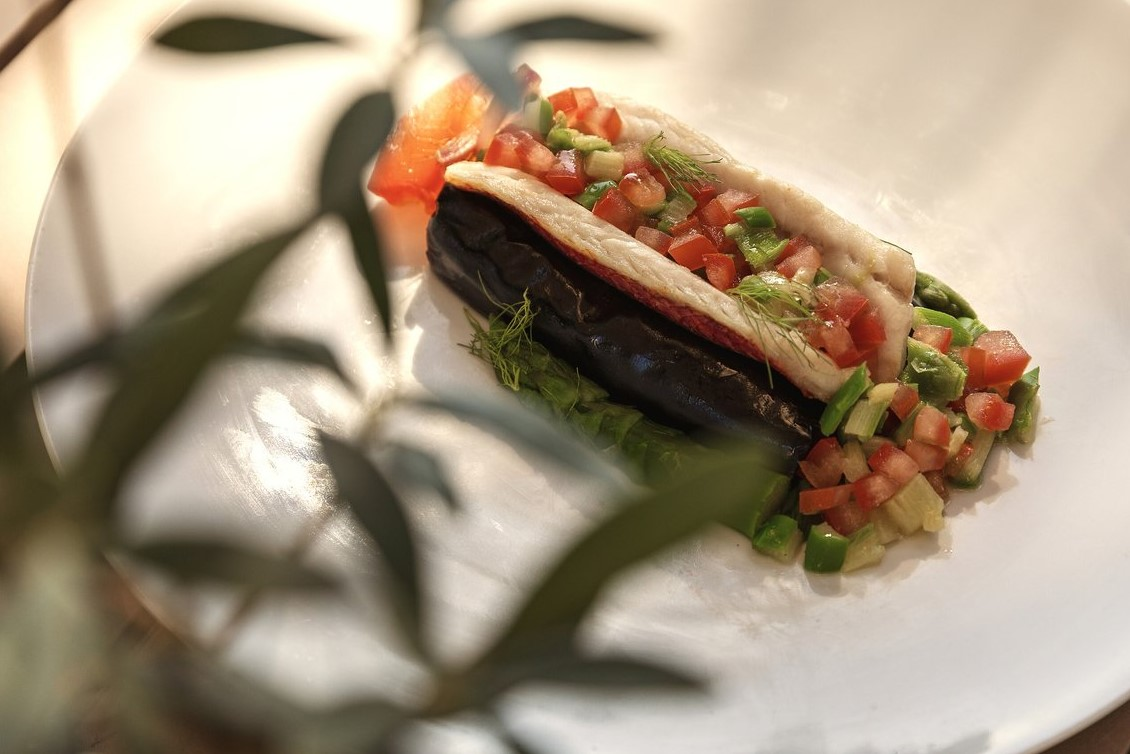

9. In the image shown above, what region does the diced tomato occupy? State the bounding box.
[775,235,811,263]
[592,187,638,234]
[775,243,822,281]
[903,439,948,472]
[667,233,717,271]
[545,149,587,195]
[889,383,920,421]
[913,324,954,353]
[685,180,719,205]
[616,143,650,175]
[669,216,703,237]
[619,172,666,211]
[703,253,739,291]
[699,189,760,226]
[849,307,887,352]
[514,63,541,95]
[965,391,1016,432]
[912,405,952,448]
[958,345,988,389]
[853,472,901,511]
[815,278,869,324]
[634,226,673,255]
[700,223,736,254]
[824,500,870,536]
[369,74,491,211]
[799,484,854,515]
[973,330,1031,388]
[799,437,846,489]
[515,131,556,177]
[577,105,623,142]
[867,443,919,485]
[483,131,523,170]
[548,87,597,119]
[808,321,863,367]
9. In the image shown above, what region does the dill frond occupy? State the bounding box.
[643,133,722,190]
[728,273,820,375]
[464,292,538,391]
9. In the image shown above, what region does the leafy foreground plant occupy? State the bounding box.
[0,3,795,753]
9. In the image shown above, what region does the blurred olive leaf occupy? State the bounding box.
[511,654,701,692]
[65,223,305,519]
[126,538,336,592]
[479,445,786,663]
[408,392,620,484]
[318,432,424,657]
[286,697,405,754]
[155,16,335,54]
[318,90,396,340]
[229,329,356,392]
[384,442,460,511]
[447,15,654,109]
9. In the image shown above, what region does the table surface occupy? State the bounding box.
[2,2,1129,753]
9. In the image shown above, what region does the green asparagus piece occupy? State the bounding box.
[1005,367,1040,444]
[913,271,978,319]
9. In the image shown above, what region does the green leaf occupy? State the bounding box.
[384,442,460,511]
[340,190,393,343]
[318,432,423,654]
[319,91,394,213]
[408,391,620,483]
[514,654,701,692]
[480,445,786,661]
[446,34,524,111]
[228,329,355,392]
[286,697,405,754]
[126,538,336,591]
[417,0,456,33]
[501,15,655,44]
[65,223,306,519]
[155,16,334,54]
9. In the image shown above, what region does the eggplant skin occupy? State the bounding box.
[426,185,823,468]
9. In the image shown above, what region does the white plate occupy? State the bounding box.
[25,1,1130,752]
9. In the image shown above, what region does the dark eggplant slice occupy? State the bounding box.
[426,185,823,468]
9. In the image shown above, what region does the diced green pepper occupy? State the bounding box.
[804,523,849,573]
[820,364,872,436]
[735,206,776,229]
[729,226,788,269]
[546,125,579,151]
[900,338,967,406]
[573,133,613,153]
[574,180,618,210]
[752,514,802,563]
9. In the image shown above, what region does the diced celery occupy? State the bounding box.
[868,506,902,545]
[1005,367,1040,444]
[752,514,802,563]
[841,440,870,482]
[947,427,997,488]
[657,189,697,228]
[804,523,849,573]
[900,338,967,405]
[842,524,886,572]
[522,97,554,135]
[881,473,945,535]
[841,382,898,440]
[584,150,625,182]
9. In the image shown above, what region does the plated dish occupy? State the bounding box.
[23,2,1130,751]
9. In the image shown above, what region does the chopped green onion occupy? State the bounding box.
[958,316,990,340]
[521,97,554,136]
[841,382,897,440]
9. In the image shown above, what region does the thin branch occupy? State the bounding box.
[0,0,77,72]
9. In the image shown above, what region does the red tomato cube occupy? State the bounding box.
[867,443,920,485]
[799,437,846,488]
[578,105,623,142]
[815,278,869,324]
[853,472,901,511]
[592,187,638,234]
[974,330,1031,388]
[545,149,587,195]
[619,172,666,211]
[912,405,952,448]
[775,243,822,281]
[799,484,854,515]
[703,253,739,291]
[965,391,1016,431]
[913,324,954,353]
[634,226,673,255]
[903,439,948,472]
[483,131,523,170]
[667,233,717,271]
[824,500,871,536]
[889,383,920,421]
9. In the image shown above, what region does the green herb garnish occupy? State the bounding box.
[728,273,819,381]
[643,133,722,190]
